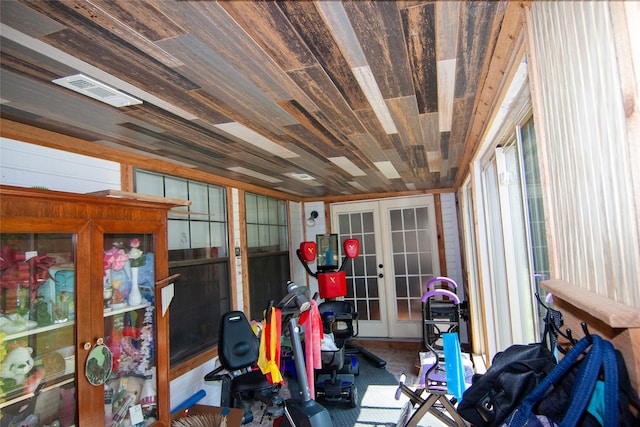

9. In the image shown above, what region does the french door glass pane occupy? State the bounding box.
[389,207,434,321]
[338,212,380,321]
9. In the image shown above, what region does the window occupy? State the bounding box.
[244,193,289,321]
[135,170,230,366]
[518,118,550,337]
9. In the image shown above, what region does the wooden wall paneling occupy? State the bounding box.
[402,3,438,114]
[434,194,448,277]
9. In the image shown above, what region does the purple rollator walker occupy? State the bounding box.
[394,277,467,427]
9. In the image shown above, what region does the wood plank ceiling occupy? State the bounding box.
[0,0,508,198]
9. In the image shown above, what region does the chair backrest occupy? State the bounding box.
[218,311,260,371]
[318,300,357,347]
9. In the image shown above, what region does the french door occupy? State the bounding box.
[331,196,440,338]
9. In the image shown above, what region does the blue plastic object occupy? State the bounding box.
[442,332,465,400]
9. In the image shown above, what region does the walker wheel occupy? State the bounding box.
[349,386,358,408]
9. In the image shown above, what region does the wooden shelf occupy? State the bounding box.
[541,279,640,328]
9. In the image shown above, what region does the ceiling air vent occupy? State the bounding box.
[52,74,142,108]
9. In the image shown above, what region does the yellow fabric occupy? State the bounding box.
[257,308,283,384]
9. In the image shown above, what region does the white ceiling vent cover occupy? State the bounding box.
[52,74,142,108]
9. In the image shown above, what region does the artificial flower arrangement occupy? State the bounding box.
[128,238,146,268]
[1,246,55,316]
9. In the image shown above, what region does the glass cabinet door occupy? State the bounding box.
[101,234,157,426]
[0,233,77,426]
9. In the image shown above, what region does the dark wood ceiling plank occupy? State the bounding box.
[0,1,67,38]
[343,1,414,99]
[387,96,423,148]
[420,112,441,152]
[348,134,389,163]
[278,100,350,151]
[402,3,438,114]
[1,71,155,146]
[158,35,298,130]
[455,1,524,187]
[454,1,505,99]
[0,38,78,82]
[218,1,317,72]
[62,0,185,68]
[23,1,199,91]
[287,65,367,137]
[277,1,369,111]
[353,109,397,151]
[152,0,319,115]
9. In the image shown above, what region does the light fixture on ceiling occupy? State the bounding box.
[52,74,142,108]
[306,210,319,227]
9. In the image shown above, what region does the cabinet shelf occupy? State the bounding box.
[0,375,75,410]
[103,302,151,318]
[3,319,75,342]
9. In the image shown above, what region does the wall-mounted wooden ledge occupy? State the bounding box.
[542,279,640,329]
[87,189,191,206]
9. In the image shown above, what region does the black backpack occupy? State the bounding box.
[457,343,557,427]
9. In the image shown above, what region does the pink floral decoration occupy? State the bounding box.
[103,246,129,271]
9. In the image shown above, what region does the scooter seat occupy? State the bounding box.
[230,369,273,395]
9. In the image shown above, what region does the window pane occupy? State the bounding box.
[190,221,210,249]
[189,182,209,215]
[168,220,190,250]
[210,222,228,257]
[209,186,226,221]
[136,171,164,197]
[246,193,258,223]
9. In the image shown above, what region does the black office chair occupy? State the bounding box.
[205,310,283,424]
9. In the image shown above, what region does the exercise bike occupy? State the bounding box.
[273,281,333,427]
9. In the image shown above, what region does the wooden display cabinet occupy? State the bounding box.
[0,185,180,426]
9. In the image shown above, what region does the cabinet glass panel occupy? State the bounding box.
[102,234,156,426]
[0,233,76,427]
